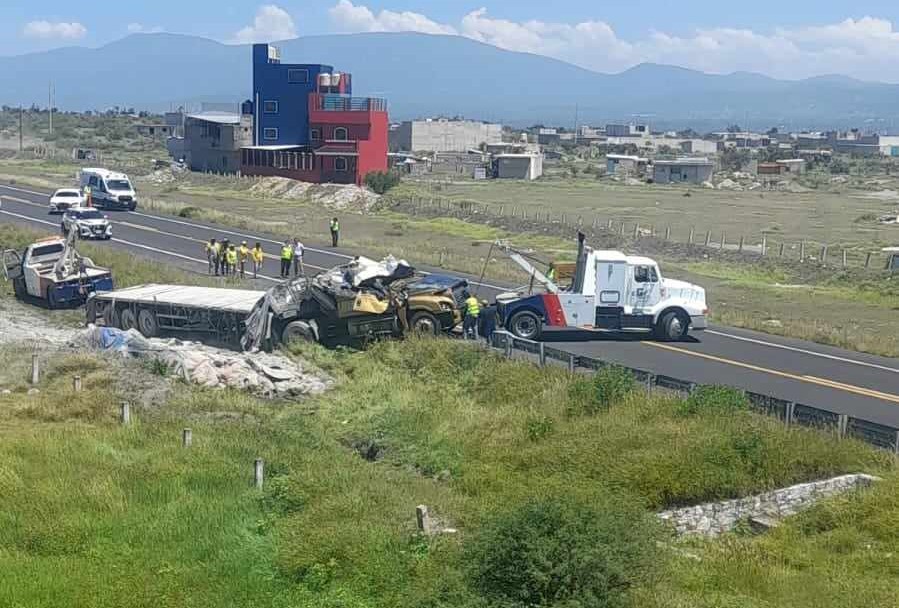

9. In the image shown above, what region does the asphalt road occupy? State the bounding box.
[2,182,898,427]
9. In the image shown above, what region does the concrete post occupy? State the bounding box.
[738,236,744,252]
[720,232,726,250]
[820,245,828,264]
[704,230,712,246]
[254,458,265,490]
[73,375,82,392]
[416,505,431,534]
[182,428,192,448]
[664,226,671,241]
[865,252,872,268]
[688,227,695,245]
[842,250,848,268]
[31,353,39,385]
[799,242,806,262]
[120,402,131,425]
[761,235,767,256]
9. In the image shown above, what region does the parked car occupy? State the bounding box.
[48,188,84,214]
[61,208,112,240]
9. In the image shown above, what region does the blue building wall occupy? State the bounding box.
[252,44,337,146]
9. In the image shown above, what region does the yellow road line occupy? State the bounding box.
[646,342,899,404]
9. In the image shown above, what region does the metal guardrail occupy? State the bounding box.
[490,331,899,455]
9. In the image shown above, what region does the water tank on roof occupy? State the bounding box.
[332,73,341,87]
[319,73,331,88]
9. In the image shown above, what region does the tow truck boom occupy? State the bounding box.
[494,240,559,293]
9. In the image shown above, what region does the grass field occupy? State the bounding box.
[0,334,895,607]
[395,176,899,250]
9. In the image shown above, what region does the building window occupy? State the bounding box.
[263,128,278,141]
[310,128,321,141]
[287,68,309,84]
[335,157,348,172]
[333,127,348,141]
[263,100,279,114]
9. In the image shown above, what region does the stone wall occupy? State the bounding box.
[658,474,879,536]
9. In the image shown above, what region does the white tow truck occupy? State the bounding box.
[2,231,114,308]
[496,233,708,341]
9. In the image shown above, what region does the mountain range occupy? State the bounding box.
[2,32,899,129]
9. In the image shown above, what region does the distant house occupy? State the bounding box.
[757,159,806,179]
[652,158,714,184]
[136,124,176,138]
[606,154,648,176]
[493,153,544,180]
[390,119,502,153]
[182,112,253,174]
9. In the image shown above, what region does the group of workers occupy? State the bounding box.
[462,290,497,344]
[205,238,264,278]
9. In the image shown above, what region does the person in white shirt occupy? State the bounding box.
[292,238,305,277]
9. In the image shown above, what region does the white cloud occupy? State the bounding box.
[325,4,899,82]
[329,0,456,35]
[22,20,87,40]
[231,4,297,44]
[127,23,164,34]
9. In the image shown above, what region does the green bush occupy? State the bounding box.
[177,206,202,219]
[677,385,748,417]
[567,366,635,416]
[467,496,659,608]
[364,170,401,194]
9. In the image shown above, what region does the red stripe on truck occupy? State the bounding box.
[542,294,565,326]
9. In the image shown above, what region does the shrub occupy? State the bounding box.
[677,385,748,417]
[178,206,202,219]
[593,365,635,410]
[364,171,401,194]
[526,415,555,442]
[467,496,659,608]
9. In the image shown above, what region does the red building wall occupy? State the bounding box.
[355,111,388,184]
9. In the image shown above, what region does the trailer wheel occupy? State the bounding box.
[120,308,137,331]
[137,308,159,338]
[657,311,689,341]
[281,320,317,345]
[508,310,542,340]
[103,304,119,328]
[409,311,440,335]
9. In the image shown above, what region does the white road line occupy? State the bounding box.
[705,329,899,374]
[1,184,522,291]
[0,208,281,283]
[0,184,46,197]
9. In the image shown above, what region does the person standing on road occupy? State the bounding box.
[238,241,250,278]
[280,240,293,278]
[226,244,238,277]
[252,242,264,278]
[479,299,497,345]
[205,238,219,275]
[292,238,305,277]
[218,239,230,276]
[329,217,340,247]
[462,291,480,340]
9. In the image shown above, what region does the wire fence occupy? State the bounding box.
[489,330,899,454]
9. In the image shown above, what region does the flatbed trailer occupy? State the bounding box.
[87,284,266,345]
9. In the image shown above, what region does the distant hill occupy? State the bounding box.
[2,32,899,129]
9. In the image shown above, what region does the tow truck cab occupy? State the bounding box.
[499,235,707,341]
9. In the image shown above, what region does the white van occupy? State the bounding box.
[79,168,138,211]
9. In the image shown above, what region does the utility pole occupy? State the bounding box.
[573,103,579,145]
[18,105,23,152]
[48,82,53,136]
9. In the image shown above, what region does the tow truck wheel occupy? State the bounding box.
[12,277,26,299]
[657,311,689,341]
[409,311,440,335]
[120,308,137,331]
[137,308,159,338]
[508,310,542,340]
[281,320,316,345]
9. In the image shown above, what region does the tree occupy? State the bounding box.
[720,147,751,172]
[364,170,400,194]
[467,497,659,608]
[726,124,743,133]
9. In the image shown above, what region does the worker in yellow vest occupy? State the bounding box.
[280,240,293,278]
[251,242,264,278]
[238,241,250,278]
[463,291,480,340]
[329,217,340,247]
[225,244,238,277]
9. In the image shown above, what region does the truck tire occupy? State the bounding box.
[120,308,137,331]
[508,310,542,340]
[409,311,440,335]
[137,308,159,338]
[281,320,317,345]
[46,287,60,310]
[12,277,26,300]
[103,304,119,328]
[656,311,689,341]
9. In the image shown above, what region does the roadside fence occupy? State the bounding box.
[489,330,899,454]
[393,195,898,273]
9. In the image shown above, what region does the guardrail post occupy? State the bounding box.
[31,353,39,385]
[688,227,695,245]
[664,226,671,241]
[645,373,655,393]
[837,414,848,439]
[568,354,576,373]
[779,242,785,257]
[865,252,872,268]
[254,458,265,490]
[785,402,795,427]
[538,343,546,367]
[761,235,767,256]
[738,236,744,252]
[182,428,192,448]
[633,223,640,239]
[894,431,899,455]
[841,250,848,268]
[720,232,726,250]
[704,230,712,247]
[799,242,805,262]
[820,245,828,264]
[688,382,697,394]
[72,375,82,392]
[505,337,513,358]
[120,401,131,425]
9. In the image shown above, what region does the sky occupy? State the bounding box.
[7,1,899,81]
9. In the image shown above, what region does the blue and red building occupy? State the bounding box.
[240,44,388,185]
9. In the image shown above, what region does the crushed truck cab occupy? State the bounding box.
[497,234,708,341]
[3,235,113,309]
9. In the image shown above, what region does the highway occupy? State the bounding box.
[2,182,898,427]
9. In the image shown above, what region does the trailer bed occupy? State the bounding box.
[94,284,266,314]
